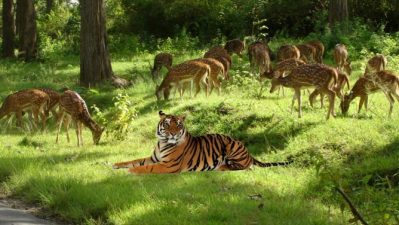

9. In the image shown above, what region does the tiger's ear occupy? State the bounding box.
[178,115,186,121]
[159,111,166,119]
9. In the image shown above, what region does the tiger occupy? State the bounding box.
[113,111,292,174]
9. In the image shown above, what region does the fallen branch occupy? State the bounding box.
[335,187,369,225]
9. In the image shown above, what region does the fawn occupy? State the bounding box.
[56,90,104,146]
[306,40,325,63]
[151,53,173,81]
[270,64,338,119]
[276,45,301,62]
[0,89,49,129]
[341,71,399,117]
[224,39,245,57]
[364,54,387,77]
[334,44,352,76]
[155,60,211,100]
[248,41,271,76]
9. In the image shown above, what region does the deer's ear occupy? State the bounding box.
[159,111,166,119]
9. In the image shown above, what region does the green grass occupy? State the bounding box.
[0,50,399,225]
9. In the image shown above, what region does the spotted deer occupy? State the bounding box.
[296,44,316,63]
[224,39,245,57]
[192,58,225,95]
[276,45,301,62]
[270,64,338,119]
[364,54,387,77]
[310,70,350,108]
[334,44,352,76]
[306,40,325,63]
[155,60,211,100]
[56,90,104,146]
[204,46,232,80]
[261,58,306,80]
[341,71,399,117]
[0,89,49,129]
[151,53,173,81]
[248,41,271,76]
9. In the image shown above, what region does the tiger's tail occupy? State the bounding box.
[252,157,293,167]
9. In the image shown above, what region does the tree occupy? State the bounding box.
[16,0,38,61]
[79,0,114,87]
[329,0,349,26]
[2,0,15,58]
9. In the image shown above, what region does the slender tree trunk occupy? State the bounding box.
[329,0,349,26]
[2,0,15,58]
[46,0,54,13]
[79,0,113,87]
[16,0,37,61]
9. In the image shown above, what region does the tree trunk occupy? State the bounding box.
[79,0,113,87]
[46,0,54,13]
[2,0,15,58]
[16,0,37,61]
[329,0,349,26]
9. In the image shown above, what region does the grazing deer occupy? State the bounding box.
[276,45,301,62]
[0,89,49,129]
[56,90,104,146]
[155,60,211,100]
[310,70,350,107]
[334,44,352,76]
[224,39,245,57]
[270,64,338,119]
[306,40,325,63]
[192,58,225,95]
[261,58,306,80]
[204,46,232,80]
[248,41,271,76]
[364,54,387,77]
[151,53,173,81]
[296,44,316,63]
[341,71,399,117]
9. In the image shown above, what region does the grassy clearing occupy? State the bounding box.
[0,50,399,225]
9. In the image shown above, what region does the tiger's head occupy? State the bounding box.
[156,111,186,144]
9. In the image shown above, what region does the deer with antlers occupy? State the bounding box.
[56,90,104,146]
[270,64,338,119]
[0,89,49,129]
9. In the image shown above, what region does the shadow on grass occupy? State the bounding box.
[9,170,344,225]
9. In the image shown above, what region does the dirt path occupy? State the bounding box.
[0,198,62,225]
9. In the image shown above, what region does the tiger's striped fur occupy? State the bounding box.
[113,111,292,174]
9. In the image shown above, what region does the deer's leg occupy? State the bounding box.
[31,107,40,131]
[295,89,302,118]
[79,121,84,146]
[309,89,319,108]
[56,112,65,144]
[75,120,81,147]
[358,96,366,113]
[384,92,395,117]
[291,91,297,114]
[15,110,23,128]
[325,89,336,120]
